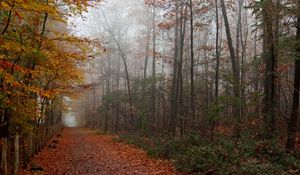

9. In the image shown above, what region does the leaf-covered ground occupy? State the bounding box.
[19,128,178,175]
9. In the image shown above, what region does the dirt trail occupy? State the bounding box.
[19,128,177,175]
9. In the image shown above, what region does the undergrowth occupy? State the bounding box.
[116,132,300,175]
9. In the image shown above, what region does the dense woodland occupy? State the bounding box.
[1,0,300,174]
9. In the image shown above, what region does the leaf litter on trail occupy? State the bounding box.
[19,128,180,175]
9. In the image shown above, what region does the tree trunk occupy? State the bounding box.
[220,0,241,134]
[177,3,187,135]
[213,0,220,135]
[21,135,28,169]
[253,20,260,115]
[14,135,20,175]
[1,138,8,175]
[151,7,156,128]
[274,0,280,123]
[262,0,276,134]
[240,0,247,118]
[190,0,195,122]
[236,0,242,81]
[0,108,9,175]
[286,8,300,150]
[142,7,151,100]
[115,104,120,131]
[104,74,110,132]
[28,132,34,158]
[170,0,180,135]
[214,0,220,99]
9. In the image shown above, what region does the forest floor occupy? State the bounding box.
[19,128,178,175]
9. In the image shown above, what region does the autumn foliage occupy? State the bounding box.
[0,0,101,174]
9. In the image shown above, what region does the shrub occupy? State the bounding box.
[175,146,221,173]
[239,161,283,175]
[117,134,300,174]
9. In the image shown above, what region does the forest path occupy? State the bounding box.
[20,128,177,175]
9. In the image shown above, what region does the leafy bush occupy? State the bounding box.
[239,161,283,175]
[117,134,300,175]
[175,146,221,173]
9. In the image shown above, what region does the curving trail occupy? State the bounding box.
[19,128,178,175]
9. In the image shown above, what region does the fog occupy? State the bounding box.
[63,0,296,142]
[64,0,259,131]
[63,112,78,127]
[66,0,161,127]
[2,0,299,174]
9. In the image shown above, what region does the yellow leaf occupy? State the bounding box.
[1,2,10,9]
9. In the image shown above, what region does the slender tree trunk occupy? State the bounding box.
[151,7,156,128]
[240,0,247,118]
[14,134,20,175]
[236,0,243,75]
[28,131,34,158]
[253,20,260,115]
[274,0,280,125]
[204,29,210,108]
[1,5,13,35]
[115,103,120,131]
[214,0,220,99]
[190,0,195,123]
[1,138,8,175]
[236,0,243,117]
[104,72,110,132]
[161,34,167,130]
[213,0,220,135]
[142,8,151,99]
[170,0,180,135]
[21,135,28,169]
[220,0,241,135]
[177,3,187,135]
[115,57,121,131]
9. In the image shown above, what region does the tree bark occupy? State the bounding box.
[220,0,241,134]
[21,135,28,169]
[1,138,8,175]
[262,0,276,134]
[170,0,180,135]
[178,3,187,135]
[14,135,20,175]
[151,7,157,128]
[190,0,196,122]
[213,0,220,135]
[286,6,300,150]
[142,7,151,100]
[214,0,220,100]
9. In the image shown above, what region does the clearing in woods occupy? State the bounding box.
[19,128,178,175]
